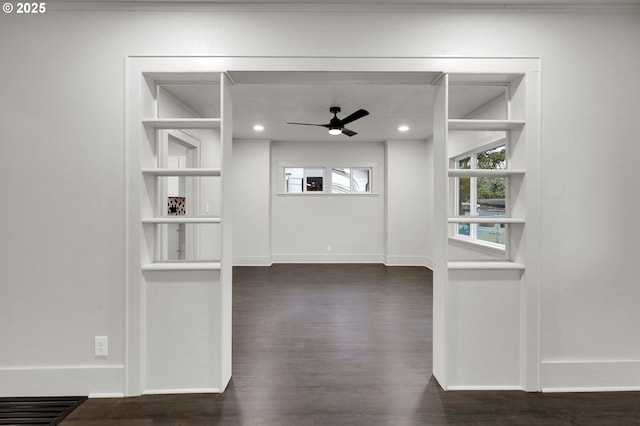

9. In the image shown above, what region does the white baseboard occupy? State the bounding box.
[234,254,434,268]
[89,392,126,398]
[0,365,124,397]
[447,385,523,391]
[233,255,272,266]
[142,387,221,395]
[384,255,433,268]
[541,360,640,392]
[271,253,385,263]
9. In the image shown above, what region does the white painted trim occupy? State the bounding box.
[233,256,273,266]
[142,118,221,129]
[127,56,542,397]
[383,255,433,268]
[541,360,640,392]
[89,393,126,399]
[48,1,640,14]
[141,262,221,271]
[447,385,524,391]
[143,388,221,395]
[141,168,221,176]
[447,261,525,270]
[543,387,640,393]
[448,169,525,177]
[448,119,524,131]
[271,253,385,264]
[0,365,124,397]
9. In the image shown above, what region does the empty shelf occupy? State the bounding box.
[142,168,221,176]
[142,217,221,224]
[141,262,221,271]
[448,217,525,224]
[447,261,525,270]
[448,119,525,131]
[448,169,525,177]
[142,118,221,129]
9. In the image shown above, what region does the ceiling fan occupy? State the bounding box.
[287,106,370,137]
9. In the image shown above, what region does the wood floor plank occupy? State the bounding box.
[62,264,640,425]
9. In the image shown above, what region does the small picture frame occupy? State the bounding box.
[167,196,186,216]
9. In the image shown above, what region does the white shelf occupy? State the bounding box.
[142,168,221,176]
[448,217,525,224]
[447,261,525,270]
[142,118,221,129]
[448,169,525,177]
[141,261,221,271]
[448,119,525,131]
[142,217,221,224]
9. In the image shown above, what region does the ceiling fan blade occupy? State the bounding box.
[342,128,357,137]
[339,109,369,126]
[286,122,330,128]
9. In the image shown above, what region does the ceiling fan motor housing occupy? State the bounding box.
[329,107,343,132]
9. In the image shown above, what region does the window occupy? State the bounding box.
[284,167,324,193]
[454,144,506,247]
[283,166,373,194]
[331,168,371,194]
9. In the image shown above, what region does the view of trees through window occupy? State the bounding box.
[456,144,506,246]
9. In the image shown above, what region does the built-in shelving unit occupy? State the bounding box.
[128,66,233,395]
[138,82,228,272]
[432,70,540,391]
[443,80,529,271]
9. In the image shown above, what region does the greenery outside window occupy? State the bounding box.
[455,144,506,247]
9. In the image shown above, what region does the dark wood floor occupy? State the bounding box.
[63,264,640,425]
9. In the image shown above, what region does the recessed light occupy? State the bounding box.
[253,124,264,132]
[398,125,410,132]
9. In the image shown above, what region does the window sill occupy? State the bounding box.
[448,236,506,254]
[277,193,380,197]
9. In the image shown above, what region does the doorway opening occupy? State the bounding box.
[126,57,540,396]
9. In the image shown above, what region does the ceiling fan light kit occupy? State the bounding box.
[287,106,370,137]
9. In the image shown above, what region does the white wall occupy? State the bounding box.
[1,5,639,395]
[270,140,385,263]
[385,139,433,266]
[233,139,271,265]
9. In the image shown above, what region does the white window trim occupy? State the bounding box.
[452,140,507,251]
[279,162,377,195]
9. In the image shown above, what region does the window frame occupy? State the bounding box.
[284,166,325,194]
[330,167,372,194]
[281,163,375,195]
[452,140,508,250]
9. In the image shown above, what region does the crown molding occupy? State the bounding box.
[47,1,640,14]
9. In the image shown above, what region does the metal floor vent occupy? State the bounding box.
[0,396,87,425]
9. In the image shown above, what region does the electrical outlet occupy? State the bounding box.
[326,244,332,252]
[95,336,108,357]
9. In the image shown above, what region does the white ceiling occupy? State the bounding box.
[67,0,640,4]
[163,71,507,143]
